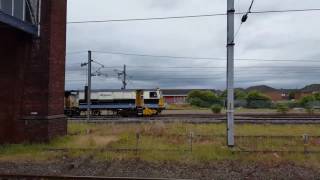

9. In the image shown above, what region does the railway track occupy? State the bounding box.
[0,174,187,180]
[68,114,320,124]
[70,113,320,118]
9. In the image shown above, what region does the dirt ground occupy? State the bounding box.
[162,109,213,115]
[0,159,319,180]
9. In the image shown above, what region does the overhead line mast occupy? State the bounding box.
[227,0,235,147]
[87,50,92,121]
[122,65,127,90]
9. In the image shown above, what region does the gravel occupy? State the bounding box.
[0,158,319,180]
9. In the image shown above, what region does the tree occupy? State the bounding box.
[276,103,289,114]
[187,90,222,108]
[235,89,247,100]
[299,95,316,108]
[289,91,296,100]
[299,94,320,113]
[314,92,320,101]
[219,89,247,100]
[246,91,272,108]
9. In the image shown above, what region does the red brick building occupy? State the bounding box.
[0,0,67,143]
[162,89,218,104]
[162,89,190,104]
[294,84,320,100]
[246,85,289,101]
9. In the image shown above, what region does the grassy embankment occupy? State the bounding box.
[166,104,320,114]
[0,123,320,166]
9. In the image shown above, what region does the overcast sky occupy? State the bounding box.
[66,0,320,90]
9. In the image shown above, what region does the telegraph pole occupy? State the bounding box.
[122,64,127,90]
[226,0,235,147]
[87,50,92,121]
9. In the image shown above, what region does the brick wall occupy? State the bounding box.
[0,0,67,143]
[264,92,283,101]
[0,27,30,143]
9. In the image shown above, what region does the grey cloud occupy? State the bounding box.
[66,0,320,90]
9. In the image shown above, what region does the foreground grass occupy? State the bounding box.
[1,123,320,166]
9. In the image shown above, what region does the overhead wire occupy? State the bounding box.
[66,51,88,55]
[233,0,255,43]
[66,5,320,88]
[66,75,317,82]
[90,50,320,62]
[66,65,320,71]
[67,8,320,24]
[124,65,320,69]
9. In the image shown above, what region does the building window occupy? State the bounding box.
[0,0,13,15]
[13,0,25,20]
[0,0,26,21]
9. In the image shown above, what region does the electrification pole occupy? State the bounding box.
[227,0,235,147]
[87,50,92,121]
[122,64,127,90]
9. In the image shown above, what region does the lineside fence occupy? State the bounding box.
[48,132,320,155]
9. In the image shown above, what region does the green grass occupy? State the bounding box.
[1,122,320,165]
[164,107,320,114]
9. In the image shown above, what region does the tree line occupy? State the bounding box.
[187,90,320,114]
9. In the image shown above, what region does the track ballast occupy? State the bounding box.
[68,114,320,124]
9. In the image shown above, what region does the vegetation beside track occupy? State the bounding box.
[1,123,320,167]
[164,106,320,115]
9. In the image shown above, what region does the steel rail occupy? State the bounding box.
[0,174,188,180]
[68,115,320,124]
[68,113,320,119]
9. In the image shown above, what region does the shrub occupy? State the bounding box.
[211,105,222,114]
[187,90,222,108]
[286,101,299,108]
[220,90,247,107]
[246,91,272,109]
[276,103,289,114]
[314,93,320,101]
[299,95,316,108]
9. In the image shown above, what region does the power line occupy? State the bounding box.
[233,0,256,42]
[248,0,255,13]
[249,8,320,15]
[125,65,320,69]
[125,71,320,75]
[67,8,320,24]
[66,51,88,55]
[91,60,105,67]
[233,23,243,42]
[92,50,225,60]
[67,65,320,70]
[66,68,320,81]
[67,13,226,24]
[66,65,320,74]
[66,70,320,76]
[65,78,218,81]
[66,74,318,82]
[67,69,320,78]
[91,50,320,62]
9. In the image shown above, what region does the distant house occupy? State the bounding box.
[162,89,217,104]
[294,84,320,99]
[162,89,192,104]
[245,84,320,101]
[245,85,290,101]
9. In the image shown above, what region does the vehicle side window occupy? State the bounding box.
[150,92,158,98]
